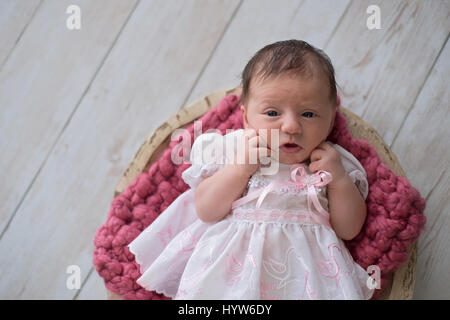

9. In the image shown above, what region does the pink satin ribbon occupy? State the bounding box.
[231,164,333,226]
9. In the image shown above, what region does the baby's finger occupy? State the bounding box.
[316,141,332,151]
[310,149,324,163]
[244,129,258,140]
[309,160,322,173]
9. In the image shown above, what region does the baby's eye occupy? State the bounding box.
[302,112,316,118]
[266,110,278,117]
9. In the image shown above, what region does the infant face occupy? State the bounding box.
[241,72,336,164]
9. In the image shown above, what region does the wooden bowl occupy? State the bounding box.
[106,86,418,300]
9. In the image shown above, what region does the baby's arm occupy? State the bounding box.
[327,174,367,240]
[195,129,268,223]
[195,164,252,223]
[309,142,367,240]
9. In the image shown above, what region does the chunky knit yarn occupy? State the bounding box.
[93,94,426,300]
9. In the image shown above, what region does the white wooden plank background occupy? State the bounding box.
[186,0,351,105]
[0,0,138,236]
[0,0,42,68]
[0,0,448,299]
[391,39,450,299]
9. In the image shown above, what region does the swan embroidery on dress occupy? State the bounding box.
[260,282,281,300]
[178,230,201,254]
[263,247,304,291]
[298,271,318,300]
[222,233,261,297]
[175,238,221,297]
[317,243,353,299]
[177,253,214,297]
[317,243,342,281]
[225,252,258,286]
[225,253,245,286]
[156,226,173,246]
[262,246,320,300]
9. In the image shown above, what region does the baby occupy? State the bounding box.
[129,40,374,300]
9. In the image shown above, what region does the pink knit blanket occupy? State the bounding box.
[93,94,426,299]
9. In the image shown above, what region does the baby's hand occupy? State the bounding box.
[230,129,271,178]
[309,142,346,186]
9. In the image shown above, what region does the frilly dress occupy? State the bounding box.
[128,129,375,300]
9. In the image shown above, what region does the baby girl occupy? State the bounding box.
[129,39,374,300]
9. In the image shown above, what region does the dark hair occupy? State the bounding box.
[240,39,337,106]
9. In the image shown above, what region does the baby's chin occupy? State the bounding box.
[277,153,309,165]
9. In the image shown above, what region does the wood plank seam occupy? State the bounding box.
[425,170,446,202]
[0,156,44,241]
[177,0,243,112]
[323,0,352,49]
[389,32,450,149]
[0,0,43,72]
[0,0,140,241]
[73,265,94,300]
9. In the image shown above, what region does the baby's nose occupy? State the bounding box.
[281,115,301,135]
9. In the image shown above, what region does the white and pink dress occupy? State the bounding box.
[128,129,374,300]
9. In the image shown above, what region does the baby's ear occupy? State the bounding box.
[241,105,249,129]
[328,108,337,135]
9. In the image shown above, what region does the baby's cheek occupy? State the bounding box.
[256,129,270,148]
[267,129,281,149]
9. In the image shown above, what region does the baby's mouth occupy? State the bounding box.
[280,143,302,154]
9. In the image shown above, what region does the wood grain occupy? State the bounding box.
[0,0,41,68]
[0,0,239,299]
[413,171,450,299]
[325,0,450,146]
[0,0,139,299]
[391,39,450,299]
[0,0,138,235]
[186,0,350,107]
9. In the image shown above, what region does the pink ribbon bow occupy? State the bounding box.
[231,164,333,225]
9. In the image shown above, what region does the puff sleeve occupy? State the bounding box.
[181,132,227,189]
[333,144,369,200]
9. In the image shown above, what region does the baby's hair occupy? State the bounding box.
[240,39,337,106]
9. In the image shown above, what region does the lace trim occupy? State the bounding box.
[348,170,369,199]
[247,170,365,198]
[182,163,223,188]
[137,280,177,299]
[247,175,325,194]
[230,208,328,226]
